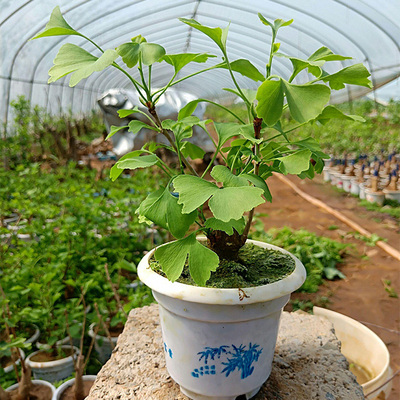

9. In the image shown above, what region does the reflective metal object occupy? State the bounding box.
[98,88,213,156]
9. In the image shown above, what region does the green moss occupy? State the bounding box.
[150,243,295,288]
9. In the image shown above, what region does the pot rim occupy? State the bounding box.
[88,323,119,342]
[26,345,79,368]
[54,375,97,399]
[138,238,306,305]
[6,379,56,394]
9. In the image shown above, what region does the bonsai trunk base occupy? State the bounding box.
[206,230,246,261]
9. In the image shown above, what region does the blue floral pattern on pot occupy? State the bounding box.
[191,343,263,379]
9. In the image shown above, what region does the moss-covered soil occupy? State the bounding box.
[150,243,295,288]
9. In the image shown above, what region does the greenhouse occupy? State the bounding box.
[0,1,399,400]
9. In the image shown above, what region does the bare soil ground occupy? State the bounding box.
[258,174,400,400]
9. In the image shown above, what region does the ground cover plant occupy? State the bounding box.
[31,7,372,287]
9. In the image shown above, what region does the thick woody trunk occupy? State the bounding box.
[206,230,246,261]
[0,386,11,400]
[16,364,32,400]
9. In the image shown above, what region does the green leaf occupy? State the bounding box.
[241,173,272,202]
[139,187,196,238]
[181,142,206,160]
[204,217,245,235]
[162,116,200,141]
[316,105,365,125]
[321,63,372,90]
[116,43,141,68]
[208,186,264,222]
[106,125,128,140]
[154,235,194,281]
[173,176,217,213]
[128,120,158,134]
[116,41,166,67]
[48,44,118,87]
[278,149,312,174]
[173,175,264,221]
[282,80,331,123]
[162,53,216,74]
[179,18,229,51]
[117,107,141,118]
[116,154,158,170]
[308,47,351,62]
[140,42,166,65]
[155,234,219,285]
[258,14,293,34]
[238,124,263,144]
[256,79,284,126]
[110,150,143,181]
[218,59,264,82]
[178,99,202,120]
[189,239,219,285]
[211,165,249,187]
[324,266,346,280]
[31,6,80,40]
[214,122,243,145]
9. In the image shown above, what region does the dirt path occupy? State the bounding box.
[258,174,400,400]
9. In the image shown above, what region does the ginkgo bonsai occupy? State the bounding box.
[31,7,371,287]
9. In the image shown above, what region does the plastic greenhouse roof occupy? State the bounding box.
[1,0,400,126]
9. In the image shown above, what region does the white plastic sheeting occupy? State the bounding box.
[1,0,399,127]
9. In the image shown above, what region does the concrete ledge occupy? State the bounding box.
[87,304,364,400]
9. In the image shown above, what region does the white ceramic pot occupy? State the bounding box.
[138,239,306,400]
[350,179,360,196]
[314,308,392,400]
[25,324,41,345]
[6,379,56,399]
[364,189,385,206]
[323,167,331,182]
[53,375,97,400]
[26,345,79,382]
[330,171,339,186]
[88,324,118,364]
[383,189,400,203]
[359,183,367,200]
[3,349,25,374]
[341,175,352,192]
[336,174,345,190]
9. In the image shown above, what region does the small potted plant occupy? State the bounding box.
[54,294,98,400]
[32,8,371,399]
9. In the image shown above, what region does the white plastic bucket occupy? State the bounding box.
[88,324,119,364]
[342,175,352,192]
[138,239,306,400]
[314,307,392,400]
[26,346,79,382]
[323,167,331,182]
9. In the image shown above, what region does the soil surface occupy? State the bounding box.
[260,174,400,400]
[60,380,94,400]
[8,383,53,400]
[30,348,74,362]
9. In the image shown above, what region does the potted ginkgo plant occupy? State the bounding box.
[32,7,371,399]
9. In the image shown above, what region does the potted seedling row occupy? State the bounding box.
[33,8,371,399]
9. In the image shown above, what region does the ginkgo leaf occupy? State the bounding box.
[205,217,245,235]
[31,6,80,39]
[48,44,118,87]
[106,125,128,140]
[256,79,284,126]
[116,154,158,170]
[110,150,143,181]
[162,53,216,74]
[210,165,248,187]
[321,63,372,90]
[179,18,229,51]
[155,234,219,285]
[173,175,264,222]
[138,187,196,238]
[278,149,312,175]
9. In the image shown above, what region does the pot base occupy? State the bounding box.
[180,384,261,400]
